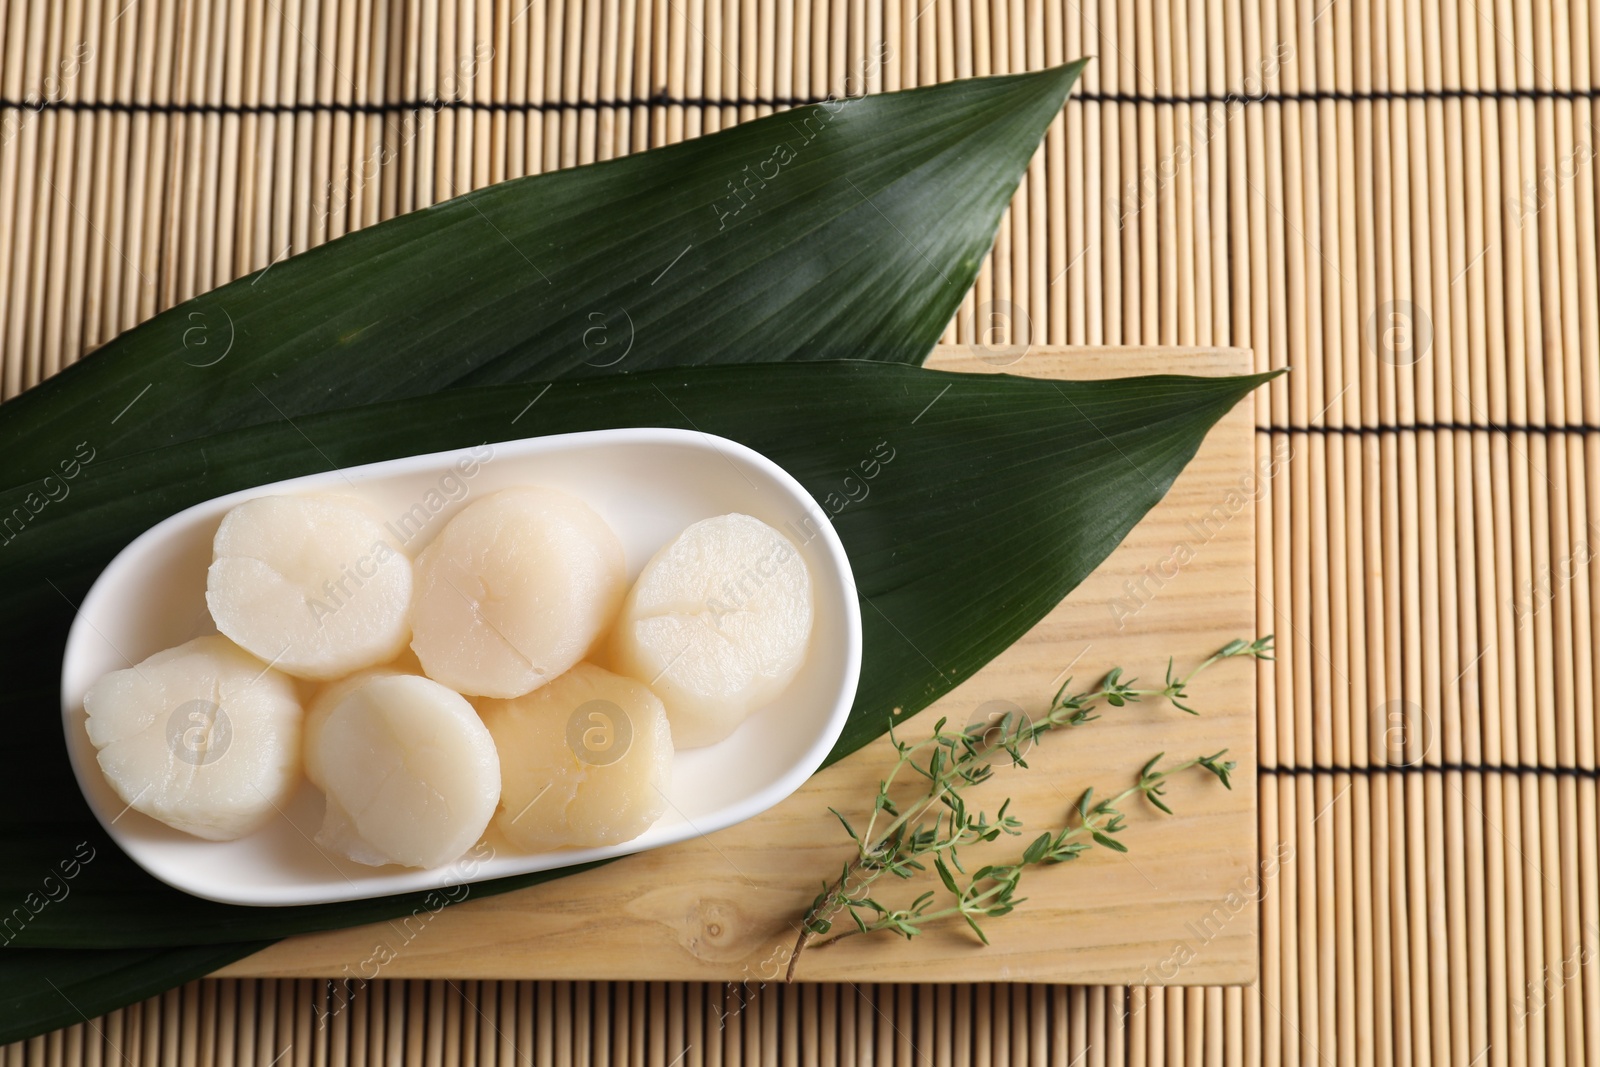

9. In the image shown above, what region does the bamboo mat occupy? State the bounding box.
[2,0,1598,1064]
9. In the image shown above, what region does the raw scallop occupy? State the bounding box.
[83,635,302,841]
[610,513,812,747]
[478,663,672,851]
[410,487,625,698]
[206,494,412,680]
[305,673,500,869]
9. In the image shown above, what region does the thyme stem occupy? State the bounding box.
[784,636,1272,982]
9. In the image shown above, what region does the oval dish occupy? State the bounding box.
[60,428,861,906]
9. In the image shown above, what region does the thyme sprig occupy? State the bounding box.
[785,636,1272,981]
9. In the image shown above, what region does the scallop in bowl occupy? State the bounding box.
[60,428,861,906]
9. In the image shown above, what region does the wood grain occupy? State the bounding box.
[218,343,1262,987]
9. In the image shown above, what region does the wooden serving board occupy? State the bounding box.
[220,346,1261,987]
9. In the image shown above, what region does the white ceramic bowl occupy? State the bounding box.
[60,428,861,906]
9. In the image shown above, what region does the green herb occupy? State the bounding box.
[785,636,1273,980]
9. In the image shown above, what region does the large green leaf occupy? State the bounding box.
[0,362,1269,1040]
[0,945,268,1046]
[0,361,1269,950]
[0,63,1085,491]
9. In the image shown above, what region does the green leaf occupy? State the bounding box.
[0,63,1086,492]
[1091,832,1130,854]
[0,361,1269,948]
[0,362,1270,1037]
[829,807,859,842]
[933,855,961,895]
[0,943,268,1046]
[1021,832,1052,865]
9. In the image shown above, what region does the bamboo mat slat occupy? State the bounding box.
[4,0,1600,1062]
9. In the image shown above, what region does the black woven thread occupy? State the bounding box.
[1084,86,1600,105]
[1257,422,1600,435]
[0,94,789,116]
[1259,762,1600,779]
[6,83,1600,116]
